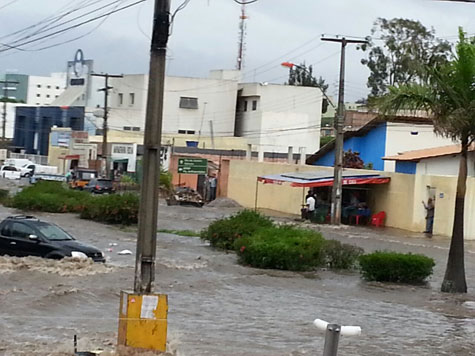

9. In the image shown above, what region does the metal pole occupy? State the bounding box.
[103,74,110,177]
[134,0,170,293]
[322,324,341,356]
[254,178,259,211]
[331,39,346,225]
[321,37,367,225]
[91,72,123,178]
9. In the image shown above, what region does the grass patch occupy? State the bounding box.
[158,229,199,237]
[359,251,435,284]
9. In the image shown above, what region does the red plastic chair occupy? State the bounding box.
[349,214,363,225]
[371,211,386,227]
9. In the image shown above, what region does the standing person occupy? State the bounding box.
[306,192,316,221]
[209,174,217,201]
[422,198,435,235]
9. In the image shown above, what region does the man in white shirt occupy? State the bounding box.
[306,194,316,220]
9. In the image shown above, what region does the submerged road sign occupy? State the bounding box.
[177,158,208,174]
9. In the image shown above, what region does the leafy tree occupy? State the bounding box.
[343,149,364,169]
[287,63,329,113]
[359,18,452,97]
[378,29,475,293]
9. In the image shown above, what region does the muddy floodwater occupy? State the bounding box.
[0,203,475,355]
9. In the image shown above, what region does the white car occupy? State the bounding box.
[0,165,22,179]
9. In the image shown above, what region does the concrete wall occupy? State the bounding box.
[225,160,475,240]
[415,152,475,177]
[384,123,454,171]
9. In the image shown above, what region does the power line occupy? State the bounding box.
[0,0,146,53]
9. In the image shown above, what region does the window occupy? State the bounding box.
[37,84,41,88]
[132,127,140,131]
[252,100,257,111]
[46,94,50,98]
[129,93,135,105]
[243,101,248,112]
[1,222,12,237]
[47,85,51,89]
[10,222,35,239]
[55,95,59,98]
[179,97,198,109]
[118,93,123,105]
[123,126,131,131]
[178,130,186,134]
[56,86,60,90]
[36,94,41,97]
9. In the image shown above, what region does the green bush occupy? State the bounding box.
[80,193,139,225]
[201,210,273,250]
[11,181,90,213]
[234,225,326,271]
[323,240,364,270]
[159,170,173,192]
[359,251,435,284]
[0,189,9,204]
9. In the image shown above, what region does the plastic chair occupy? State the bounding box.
[370,211,386,227]
[350,214,363,225]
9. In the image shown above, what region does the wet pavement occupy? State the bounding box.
[0,203,474,355]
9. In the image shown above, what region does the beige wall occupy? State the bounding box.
[226,160,475,240]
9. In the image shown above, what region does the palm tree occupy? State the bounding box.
[378,29,475,293]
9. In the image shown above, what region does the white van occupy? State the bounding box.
[3,158,33,169]
[0,165,22,179]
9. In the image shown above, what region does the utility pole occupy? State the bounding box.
[134,0,170,293]
[0,79,19,141]
[321,37,368,225]
[91,72,123,178]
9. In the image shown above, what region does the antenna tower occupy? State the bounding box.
[236,3,248,70]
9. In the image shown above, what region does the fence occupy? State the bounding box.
[9,153,48,165]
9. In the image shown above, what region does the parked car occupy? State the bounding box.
[0,216,105,262]
[0,165,22,179]
[83,178,115,194]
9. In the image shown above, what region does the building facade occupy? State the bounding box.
[308,117,454,172]
[235,83,322,155]
[2,73,66,105]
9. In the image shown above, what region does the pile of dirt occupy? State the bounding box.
[206,197,241,208]
[0,256,114,276]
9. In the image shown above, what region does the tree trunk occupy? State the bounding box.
[441,139,468,293]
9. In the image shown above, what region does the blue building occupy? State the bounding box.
[13,106,84,156]
[306,115,448,172]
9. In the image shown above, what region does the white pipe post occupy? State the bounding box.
[299,147,306,165]
[246,144,252,161]
[287,146,293,164]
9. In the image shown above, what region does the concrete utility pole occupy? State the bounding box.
[91,72,123,178]
[0,79,19,141]
[321,37,368,225]
[134,0,170,293]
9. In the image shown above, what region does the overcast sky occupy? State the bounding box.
[0,0,474,100]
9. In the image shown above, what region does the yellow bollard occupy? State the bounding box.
[118,291,168,352]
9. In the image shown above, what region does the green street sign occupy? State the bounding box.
[177,158,208,175]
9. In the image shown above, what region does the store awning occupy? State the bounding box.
[257,171,390,188]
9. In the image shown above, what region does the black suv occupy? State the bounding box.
[0,216,105,262]
[84,178,115,194]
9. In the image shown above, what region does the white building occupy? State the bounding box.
[1,73,66,105]
[52,56,323,155]
[384,144,472,176]
[235,83,322,155]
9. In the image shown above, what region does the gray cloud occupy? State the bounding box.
[0,0,473,100]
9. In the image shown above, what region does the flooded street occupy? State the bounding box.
[0,203,475,355]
